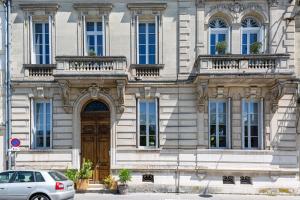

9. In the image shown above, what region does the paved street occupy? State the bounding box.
[75,193,299,200]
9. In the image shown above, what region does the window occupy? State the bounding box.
[12,172,34,183]
[209,18,230,55]
[35,172,45,182]
[241,17,262,54]
[33,22,50,64]
[209,101,228,148]
[48,171,68,181]
[242,100,263,149]
[138,99,158,147]
[138,22,156,64]
[33,100,52,149]
[0,172,15,183]
[86,21,104,56]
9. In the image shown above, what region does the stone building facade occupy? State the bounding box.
[7,0,300,194]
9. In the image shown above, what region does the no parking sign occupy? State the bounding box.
[10,138,21,151]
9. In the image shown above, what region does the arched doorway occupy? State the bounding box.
[81,100,110,183]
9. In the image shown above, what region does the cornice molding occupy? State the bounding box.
[127,3,167,11]
[19,3,59,12]
[73,3,113,11]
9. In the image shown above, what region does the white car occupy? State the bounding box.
[0,170,75,200]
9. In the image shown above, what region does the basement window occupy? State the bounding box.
[240,176,252,184]
[223,176,235,184]
[142,174,154,183]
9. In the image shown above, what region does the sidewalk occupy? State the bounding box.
[75,193,299,200]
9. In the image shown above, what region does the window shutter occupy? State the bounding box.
[136,15,139,64]
[48,15,52,64]
[29,15,35,64]
[102,15,106,56]
[260,98,264,150]
[155,15,159,64]
[227,98,231,149]
[82,15,86,56]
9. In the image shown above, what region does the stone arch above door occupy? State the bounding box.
[72,88,117,170]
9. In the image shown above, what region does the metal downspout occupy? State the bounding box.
[4,0,11,170]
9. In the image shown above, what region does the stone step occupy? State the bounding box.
[88,184,105,189]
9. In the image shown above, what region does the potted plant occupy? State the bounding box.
[216,41,227,55]
[250,42,262,54]
[103,175,117,192]
[117,169,132,195]
[76,159,93,191]
[65,168,79,189]
[88,50,96,56]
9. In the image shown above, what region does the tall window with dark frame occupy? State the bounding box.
[34,101,52,149]
[138,22,156,64]
[138,99,158,147]
[33,22,50,64]
[209,101,227,148]
[86,21,104,56]
[243,100,260,149]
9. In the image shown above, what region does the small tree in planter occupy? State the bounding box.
[118,169,132,195]
[76,159,93,191]
[250,42,262,54]
[216,41,227,55]
[65,169,79,189]
[103,175,117,192]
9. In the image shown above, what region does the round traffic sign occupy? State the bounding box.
[11,138,21,147]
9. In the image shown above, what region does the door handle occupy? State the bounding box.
[27,187,32,189]
[0,188,5,190]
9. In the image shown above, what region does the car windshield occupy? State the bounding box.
[48,171,68,181]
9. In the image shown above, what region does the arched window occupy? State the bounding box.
[209,18,230,55]
[83,101,109,112]
[241,17,262,54]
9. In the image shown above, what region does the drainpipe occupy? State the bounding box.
[4,0,11,170]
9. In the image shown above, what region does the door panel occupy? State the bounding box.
[81,110,110,183]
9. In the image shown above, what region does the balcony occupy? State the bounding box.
[130,64,164,80]
[24,64,56,81]
[195,54,293,76]
[54,56,127,80]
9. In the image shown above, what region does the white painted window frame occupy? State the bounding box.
[32,99,53,149]
[241,98,264,150]
[30,16,52,64]
[136,16,159,64]
[209,27,230,55]
[208,99,230,149]
[85,18,105,56]
[137,98,159,148]
[241,27,261,54]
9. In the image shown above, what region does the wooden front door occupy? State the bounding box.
[81,101,110,183]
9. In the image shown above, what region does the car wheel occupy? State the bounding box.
[30,194,50,200]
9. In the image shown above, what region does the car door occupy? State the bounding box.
[6,171,36,200]
[0,171,15,200]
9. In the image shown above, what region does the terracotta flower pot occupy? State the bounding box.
[76,179,89,191]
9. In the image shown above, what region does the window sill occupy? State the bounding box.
[136,147,163,152]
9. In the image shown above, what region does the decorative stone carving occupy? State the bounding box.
[270,81,285,113]
[58,81,72,113]
[144,87,151,99]
[268,0,279,7]
[245,87,262,99]
[195,0,204,8]
[29,86,54,99]
[116,80,126,113]
[208,2,264,14]
[89,84,100,99]
[197,81,208,112]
